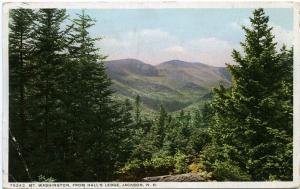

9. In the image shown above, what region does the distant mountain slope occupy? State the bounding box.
[106,59,159,77]
[105,59,231,112]
[157,60,231,88]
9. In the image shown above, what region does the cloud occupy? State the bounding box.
[98,29,179,64]
[132,29,175,42]
[162,45,191,60]
[97,28,238,67]
[188,37,236,53]
[190,38,241,66]
[164,45,186,54]
[271,24,293,48]
[96,25,293,67]
[230,18,250,30]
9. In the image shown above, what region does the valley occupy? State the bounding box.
[105,59,231,112]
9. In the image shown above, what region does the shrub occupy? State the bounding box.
[211,160,251,181]
[174,151,190,174]
[37,175,56,182]
[188,162,200,173]
[117,155,175,181]
[188,162,213,180]
[145,155,174,174]
[116,159,144,181]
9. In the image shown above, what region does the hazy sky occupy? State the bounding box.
[67,8,293,67]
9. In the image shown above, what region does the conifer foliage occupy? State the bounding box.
[9,9,133,182]
[66,10,118,181]
[201,8,293,181]
[28,9,72,180]
[9,9,35,181]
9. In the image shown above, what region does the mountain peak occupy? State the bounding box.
[105,58,158,77]
[106,58,147,65]
[158,60,209,69]
[162,59,190,65]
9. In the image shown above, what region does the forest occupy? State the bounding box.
[9,8,293,182]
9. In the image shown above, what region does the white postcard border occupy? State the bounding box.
[1,1,300,189]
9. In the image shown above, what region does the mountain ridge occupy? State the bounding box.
[104,58,231,112]
[106,58,226,68]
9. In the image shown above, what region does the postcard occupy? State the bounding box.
[1,1,300,188]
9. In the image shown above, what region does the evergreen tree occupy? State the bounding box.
[29,8,71,180]
[9,9,35,181]
[156,104,168,147]
[201,103,213,128]
[193,103,212,128]
[135,95,141,124]
[67,10,135,181]
[67,9,111,180]
[193,107,202,128]
[202,8,293,181]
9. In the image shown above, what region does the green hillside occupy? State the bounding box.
[105,59,231,112]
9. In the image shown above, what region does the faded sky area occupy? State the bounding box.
[68,9,293,67]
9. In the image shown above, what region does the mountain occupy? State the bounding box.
[105,59,231,112]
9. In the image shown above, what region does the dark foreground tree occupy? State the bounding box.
[9,8,136,181]
[66,10,134,181]
[27,8,72,180]
[9,9,35,182]
[201,8,293,181]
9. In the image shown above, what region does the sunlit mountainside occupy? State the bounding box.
[105,58,231,112]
